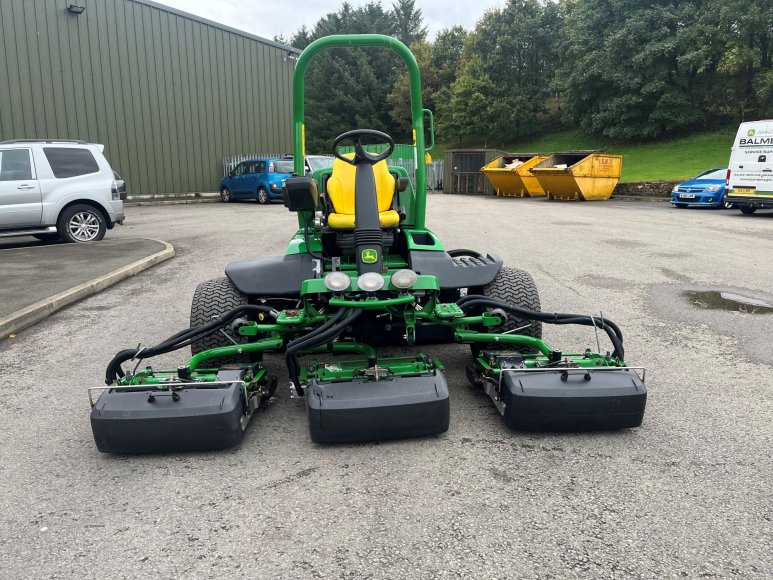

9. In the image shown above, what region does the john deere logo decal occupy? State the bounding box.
[748,129,756,136]
[361,249,378,263]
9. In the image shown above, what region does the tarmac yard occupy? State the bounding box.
[1,197,771,578]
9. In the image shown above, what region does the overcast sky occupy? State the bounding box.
[153,0,506,43]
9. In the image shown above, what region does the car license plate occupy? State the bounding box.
[679,193,695,199]
[734,187,755,193]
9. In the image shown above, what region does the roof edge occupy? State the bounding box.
[129,0,301,54]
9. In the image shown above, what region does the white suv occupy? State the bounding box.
[0,140,125,243]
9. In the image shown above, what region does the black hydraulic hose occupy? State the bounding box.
[458,293,624,343]
[456,294,623,342]
[283,309,351,390]
[285,309,360,390]
[105,304,278,385]
[461,297,623,353]
[459,297,624,360]
[286,307,350,350]
[285,309,362,395]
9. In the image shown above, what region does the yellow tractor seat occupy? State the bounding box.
[326,155,400,230]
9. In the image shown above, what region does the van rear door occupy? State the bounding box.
[729,121,773,194]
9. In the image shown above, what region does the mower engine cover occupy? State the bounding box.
[499,367,646,431]
[90,370,249,454]
[306,372,450,443]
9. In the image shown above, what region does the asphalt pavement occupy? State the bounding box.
[0,238,174,338]
[0,197,771,578]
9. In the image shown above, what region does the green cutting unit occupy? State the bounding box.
[90,35,646,453]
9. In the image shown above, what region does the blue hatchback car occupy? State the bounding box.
[220,158,295,204]
[671,167,731,209]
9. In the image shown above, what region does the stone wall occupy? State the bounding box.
[613,180,678,198]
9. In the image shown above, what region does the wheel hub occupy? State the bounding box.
[68,212,100,241]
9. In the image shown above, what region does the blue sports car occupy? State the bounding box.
[671,167,731,209]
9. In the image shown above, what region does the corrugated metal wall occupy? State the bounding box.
[0,0,295,193]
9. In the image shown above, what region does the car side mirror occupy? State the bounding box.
[283,176,318,212]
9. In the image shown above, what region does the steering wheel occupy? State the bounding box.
[332,129,395,166]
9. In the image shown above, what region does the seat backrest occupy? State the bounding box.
[326,154,395,215]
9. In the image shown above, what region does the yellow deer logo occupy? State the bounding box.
[361,249,378,264]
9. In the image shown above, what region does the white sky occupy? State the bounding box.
[152,0,507,43]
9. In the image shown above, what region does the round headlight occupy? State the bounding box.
[323,271,351,292]
[390,269,417,289]
[357,272,385,293]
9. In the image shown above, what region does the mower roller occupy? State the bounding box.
[89,35,647,454]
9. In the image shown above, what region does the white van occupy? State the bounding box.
[726,120,773,214]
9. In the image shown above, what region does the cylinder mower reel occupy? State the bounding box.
[88,34,646,454]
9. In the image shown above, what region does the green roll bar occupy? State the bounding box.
[292,34,427,229]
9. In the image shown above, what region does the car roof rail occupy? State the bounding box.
[0,139,90,145]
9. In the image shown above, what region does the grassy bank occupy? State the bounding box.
[434,127,737,182]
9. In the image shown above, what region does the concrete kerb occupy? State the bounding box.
[126,192,220,206]
[0,239,175,339]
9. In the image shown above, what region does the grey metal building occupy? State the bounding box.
[0,0,298,194]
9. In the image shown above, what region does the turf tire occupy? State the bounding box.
[478,266,542,351]
[190,276,252,364]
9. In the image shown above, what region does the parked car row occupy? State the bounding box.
[672,120,773,215]
[0,145,335,244]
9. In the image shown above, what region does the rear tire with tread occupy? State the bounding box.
[479,266,542,347]
[190,277,251,364]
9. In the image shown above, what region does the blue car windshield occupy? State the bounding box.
[272,160,294,174]
[696,168,725,180]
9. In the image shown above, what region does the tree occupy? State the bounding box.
[390,0,428,46]
[431,26,468,88]
[386,27,467,138]
[387,41,436,137]
[556,0,705,139]
[439,1,562,144]
[687,0,773,120]
[296,2,410,152]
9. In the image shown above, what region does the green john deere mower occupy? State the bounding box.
[90,35,646,453]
